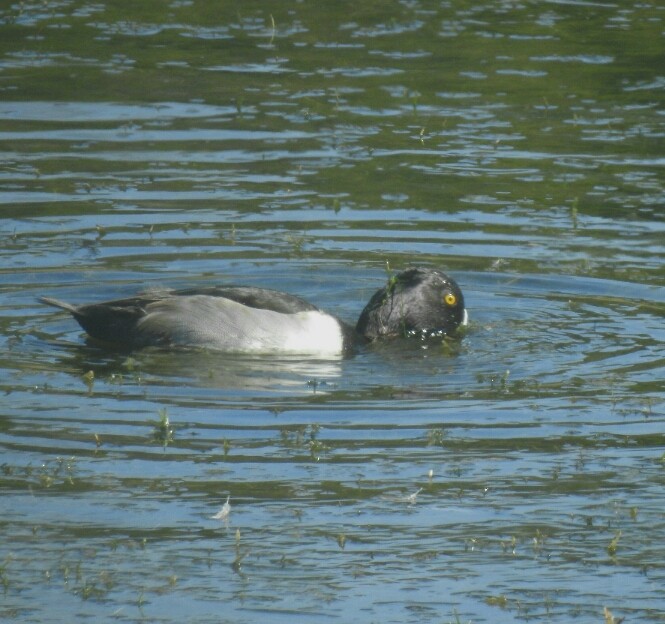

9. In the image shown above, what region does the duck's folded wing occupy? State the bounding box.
[172,286,319,314]
[137,295,344,354]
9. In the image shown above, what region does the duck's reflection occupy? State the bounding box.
[165,350,344,393]
[61,342,344,394]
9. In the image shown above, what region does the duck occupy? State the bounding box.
[40,267,467,355]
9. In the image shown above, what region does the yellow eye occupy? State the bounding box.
[444,293,457,306]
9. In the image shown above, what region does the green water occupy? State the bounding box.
[1,1,664,622]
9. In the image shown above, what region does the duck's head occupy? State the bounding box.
[356,268,467,341]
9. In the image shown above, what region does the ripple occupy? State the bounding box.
[532,54,614,64]
[1,2,664,621]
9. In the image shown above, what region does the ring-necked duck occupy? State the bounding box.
[40,267,467,355]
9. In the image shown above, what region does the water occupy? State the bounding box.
[1,1,664,622]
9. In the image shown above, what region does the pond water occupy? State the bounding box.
[1,1,664,622]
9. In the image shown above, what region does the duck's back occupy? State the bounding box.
[137,292,346,354]
[41,286,349,354]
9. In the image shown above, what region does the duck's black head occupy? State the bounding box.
[355,268,467,341]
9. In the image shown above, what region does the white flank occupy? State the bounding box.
[281,311,344,355]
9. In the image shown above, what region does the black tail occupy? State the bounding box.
[39,297,78,314]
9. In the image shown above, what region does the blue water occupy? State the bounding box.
[1,1,664,622]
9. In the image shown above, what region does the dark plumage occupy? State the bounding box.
[356,267,467,340]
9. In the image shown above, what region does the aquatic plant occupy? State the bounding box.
[0,555,12,593]
[604,606,625,624]
[485,594,508,608]
[446,610,472,624]
[231,529,248,576]
[607,530,621,558]
[268,13,275,46]
[278,424,328,460]
[151,408,174,449]
[81,369,94,393]
[285,231,308,255]
[383,260,398,293]
[426,427,446,447]
[501,535,518,556]
[410,90,421,114]
[37,456,76,489]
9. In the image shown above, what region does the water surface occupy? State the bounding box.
[1,1,664,622]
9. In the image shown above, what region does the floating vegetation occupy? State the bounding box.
[309,438,329,461]
[604,606,625,624]
[383,260,398,294]
[0,555,12,593]
[439,333,464,355]
[231,529,248,576]
[485,594,508,608]
[81,369,94,393]
[410,89,421,113]
[267,13,275,46]
[137,591,146,614]
[446,610,472,624]
[607,530,621,558]
[151,408,174,449]
[532,529,547,555]
[39,456,76,489]
[76,576,108,601]
[3,5,664,622]
[494,369,511,392]
[570,196,579,229]
[426,427,446,447]
[279,424,329,460]
[284,232,308,255]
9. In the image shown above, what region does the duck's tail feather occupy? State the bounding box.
[39,297,78,314]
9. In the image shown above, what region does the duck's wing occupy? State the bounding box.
[41,293,168,347]
[136,294,348,353]
[41,287,324,349]
[171,286,320,314]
